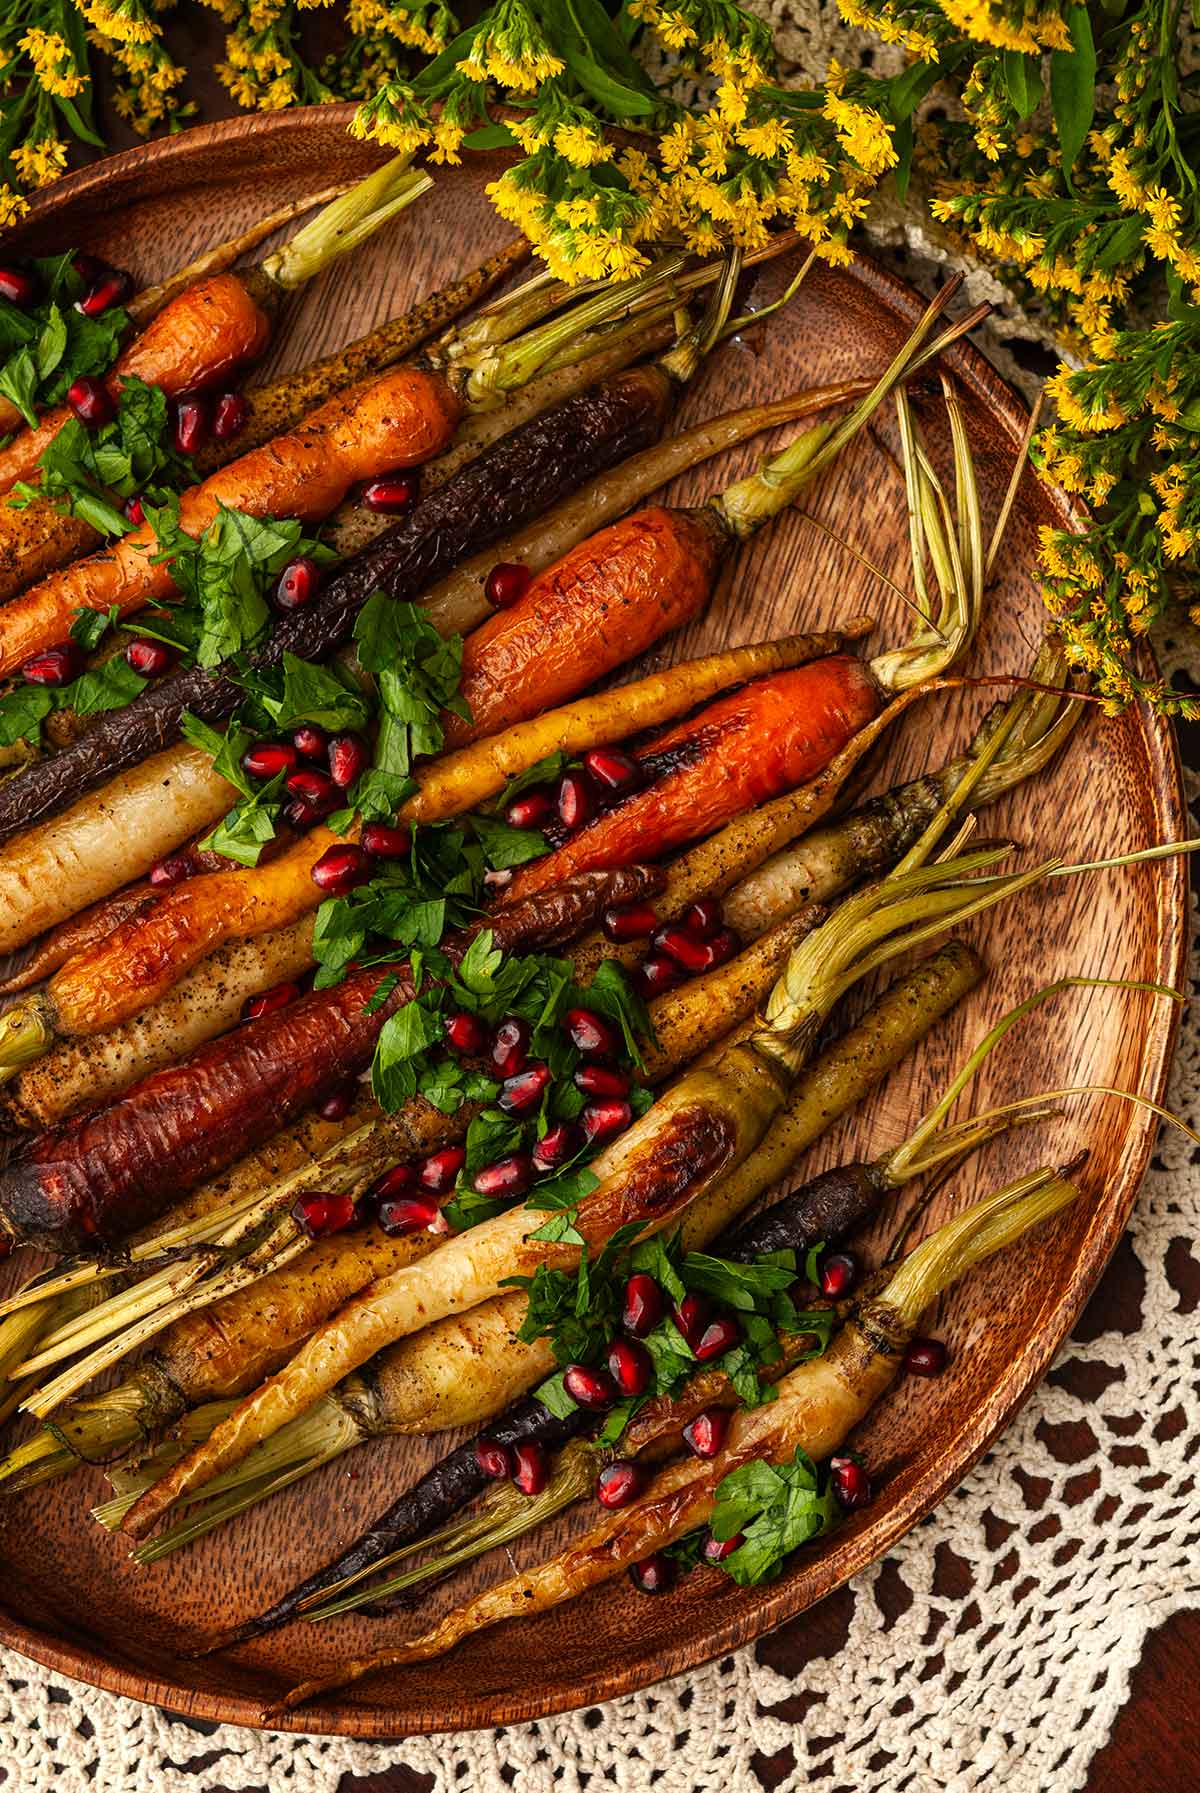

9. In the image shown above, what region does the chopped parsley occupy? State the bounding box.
[0,253,126,428]
[9,376,181,536]
[707,1447,839,1586]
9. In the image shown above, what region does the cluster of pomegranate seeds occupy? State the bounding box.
[361,472,419,513]
[632,900,740,1000]
[0,266,39,308]
[483,561,531,610]
[21,641,84,687]
[124,637,176,678]
[818,1251,859,1300]
[171,394,209,457]
[903,1337,948,1377]
[470,1434,551,1495]
[66,375,116,430]
[504,749,644,846]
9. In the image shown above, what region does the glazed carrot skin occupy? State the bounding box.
[0,864,662,1252]
[0,366,461,677]
[0,273,272,497]
[444,506,726,747]
[507,656,882,898]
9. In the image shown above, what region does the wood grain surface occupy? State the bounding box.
[0,109,1188,1740]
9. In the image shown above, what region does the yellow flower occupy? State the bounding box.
[19,28,86,98]
[552,123,609,168]
[656,7,697,48]
[430,118,465,163]
[736,117,793,160]
[0,186,29,228]
[81,0,157,44]
[11,138,69,188]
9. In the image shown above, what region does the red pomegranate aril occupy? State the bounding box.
[241,980,300,1022]
[243,740,298,780]
[582,747,640,794]
[76,269,132,316]
[498,1062,552,1115]
[695,1313,742,1362]
[291,1190,357,1240]
[596,1460,647,1510]
[328,733,370,789]
[211,389,248,441]
[444,1009,489,1055]
[66,375,116,429]
[490,1015,531,1078]
[311,842,372,895]
[633,957,682,1000]
[904,1337,948,1378]
[284,798,321,828]
[698,928,740,971]
[287,768,338,808]
[655,925,718,974]
[830,1455,872,1510]
[562,1006,617,1058]
[274,554,321,612]
[581,1097,632,1143]
[21,642,83,686]
[622,1272,665,1337]
[123,493,145,526]
[607,1336,652,1397]
[473,1153,534,1199]
[512,1439,549,1496]
[378,1194,445,1237]
[71,250,109,286]
[474,1438,513,1481]
[673,1293,710,1350]
[562,1363,617,1410]
[504,788,554,830]
[418,1146,466,1194]
[702,1531,744,1563]
[574,1062,630,1099]
[629,1553,676,1596]
[148,851,194,888]
[0,266,39,308]
[124,636,175,678]
[362,822,411,859]
[484,561,531,609]
[371,1163,416,1204]
[532,1120,583,1172]
[316,1084,356,1121]
[171,394,209,456]
[361,472,418,513]
[602,901,658,944]
[291,722,328,761]
[556,769,595,832]
[682,897,723,937]
[682,1407,731,1459]
[818,1251,859,1300]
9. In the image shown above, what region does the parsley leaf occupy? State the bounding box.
[351,595,469,800]
[69,604,120,651]
[0,686,53,748]
[198,772,286,868]
[10,377,179,536]
[709,1447,839,1586]
[242,652,372,735]
[370,995,444,1109]
[468,810,550,868]
[0,264,126,426]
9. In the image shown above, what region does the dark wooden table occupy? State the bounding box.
[59,30,1200,1789]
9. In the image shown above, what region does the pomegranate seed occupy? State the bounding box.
[695,1313,742,1362]
[0,266,39,308]
[504,788,554,830]
[673,1294,710,1350]
[490,1016,531,1078]
[512,1439,549,1496]
[556,770,595,832]
[327,733,370,789]
[76,269,132,316]
[607,1336,652,1397]
[286,768,338,809]
[629,1553,676,1595]
[563,1363,617,1410]
[498,1063,552,1115]
[484,561,531,609]
[148,852,195,888]
[622,1273,665,1337]
[123,637,175,678]
[563,1007,616,1057]
[284,799,321,828]
[697,928,740,971]
[123,494,145,526]
[70,251,109,286]
[274,555,321,612]
[362,822,411,859]
[66,375,116,429]
[21,642,83,686]
[311,843,372,895]
[904,1337,948,1378]
[241,980,301,1022]
[818,1251,859,1300]
[830,1455,872,1510]
[316,1084,356,1121]
[532,1120,583,1171]
[702,1531,744,1563]
[444,1010,489,1055]
[210,390,248,441]
[171,394,209,456]
[633,957,682,999]
[654,925,718,974]
[473,1153,534,1200]
[602,901,658,944]
[682,898,723,937]
[243,740,298,780]
[361,472,418,513]
[582,747,640,794]
[474,1438,513,1480]
[418,1146,466,1194]
[574,1063,629,1099]
[581,1097,632,1143]
[597,1460,647,1509]
[291,722,328,761]
[371,1163,416,1204]
[291,1190,357,1240]
[378,1193,445,1237]
[682,1407,731,1459]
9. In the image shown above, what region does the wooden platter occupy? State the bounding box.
[0,107,1187,1737]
